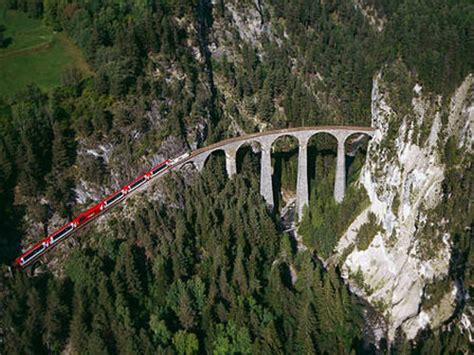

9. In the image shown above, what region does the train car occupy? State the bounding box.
[101,189,126,210]
[125,173,148,193]
[14,157,181,268]
[147,159,171,178]
[72,202,103,227]
[48,222,76,246]
[15,239,49,267]
[16,221,76,267]
[100,160,172,212]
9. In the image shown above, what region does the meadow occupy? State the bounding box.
[0,9,90,98]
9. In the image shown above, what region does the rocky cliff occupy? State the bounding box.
[336,66,473,341]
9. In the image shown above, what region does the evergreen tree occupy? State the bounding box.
[43,280,70,353]
[69,285,89,352]
[0,25,7,48]
[172,330,199,355]
[258,78,275,122]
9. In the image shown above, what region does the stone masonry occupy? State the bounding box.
[174,126,375,221]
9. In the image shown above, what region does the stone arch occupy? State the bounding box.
[344,131,373,153]
[200,149,228,177]
[270,135,300,211]
[178,161,199,173]
[307,132,339,203]
[236,140,262,175]
[344,132,373,185]
[187,152,210,172]
[307,130,341,144]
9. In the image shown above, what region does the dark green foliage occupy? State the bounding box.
[421,278,452,312]
[1,163,366,353]
[11,85,52,195]
[355,212,382,251]
[0,24,8,48]
[0,0,472,353]
[383,0,474,94]
[43,279,70,352]
[444,136,460,165]
[270,0,378,124]
[270,137,299,210]
[300,182,369,258]
[299,145,369,258]
[6,0,43,18]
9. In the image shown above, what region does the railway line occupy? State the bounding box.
[15,125,375,268]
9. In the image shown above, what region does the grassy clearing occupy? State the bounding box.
[0,9,52,53]
[0,9,91,98]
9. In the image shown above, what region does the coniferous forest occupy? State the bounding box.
[0,0,473,354]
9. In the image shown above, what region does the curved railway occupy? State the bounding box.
[15,154,190,268]
[15,125,375,268]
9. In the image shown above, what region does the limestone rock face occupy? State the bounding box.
[336,71,474,341]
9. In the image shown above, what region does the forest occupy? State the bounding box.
[0,0,473,353]
[1,157,369,354]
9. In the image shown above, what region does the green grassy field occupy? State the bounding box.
[0,9,91,98]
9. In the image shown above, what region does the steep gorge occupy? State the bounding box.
[0,0,472,352]
[336,67,473,341]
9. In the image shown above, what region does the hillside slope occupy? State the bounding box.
[336,68,473,341]
[0,0,473,353]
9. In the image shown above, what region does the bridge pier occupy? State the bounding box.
[296,137,310,221]
[179,127,373,215]
[225,148,237,177]
[192,154,208,172]
[260,142,274,209]
[334,136,346,203]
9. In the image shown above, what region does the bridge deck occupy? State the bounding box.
[188,125,375,159]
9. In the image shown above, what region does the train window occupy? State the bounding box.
[151,165,166,176]
[21,244,46,264]
[129,177,145,191]
[50,225,73,244]
[105,192,123,207]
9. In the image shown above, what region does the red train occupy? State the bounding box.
[15,153,190,268]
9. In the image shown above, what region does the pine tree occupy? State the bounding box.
[232,245,249,296]
[293,300,315,354]
[69,286,89,352]
[21,287,45,353]
[0,25,7,48]
[218,267,232,304]
[0,139,12,195]
[172,330,199,355]
[177,291,196,331]
[258,79,275,122]
[43,280,70,353]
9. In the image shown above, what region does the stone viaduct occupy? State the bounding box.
[14,125,376,269]
[173,126,375,220]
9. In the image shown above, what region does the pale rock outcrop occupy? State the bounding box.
[336,72,474,341]
[402,282,458,340]
[73,179,105,205]
[218,1,270,48]
[447,74,474,151]
[353,0,386,32]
